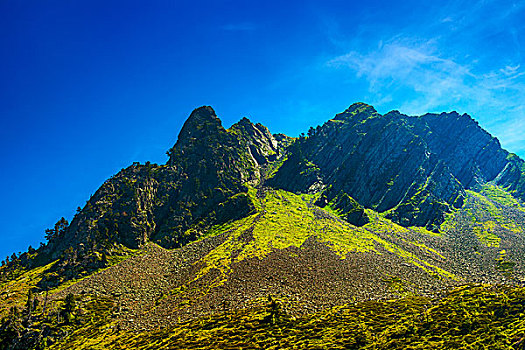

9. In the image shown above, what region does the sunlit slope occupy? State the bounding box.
[0,187,455,349]
[2,184,525,345]
[1,187,459,329]
[436,183,525,283]
[6,282,524,349]
[193,187,456,284]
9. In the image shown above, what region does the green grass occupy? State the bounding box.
[0,261,57,318]
[162,188,457,309]
[467,190,523,234]
[4,184,525,349]
[43,284,525,350]
[188,188,456,294]
[473,222,500,247]
[365,210,452,278]
[440,188,525,247]
[480,183,523,208]
[0,244,138,319]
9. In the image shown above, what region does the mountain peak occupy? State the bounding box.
[182,105,222,131]
[4,101,525,349]
[169,106,225,160]
[237,116,253,125]
[345,102,376,113]
[334,102,378,121]
[190,105,217,118]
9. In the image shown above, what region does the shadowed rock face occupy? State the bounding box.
[407,111,509,187]
[494,153,525,200]
[49,107,287,257]
[269,103,524,229]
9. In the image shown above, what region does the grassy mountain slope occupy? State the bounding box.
[2,183,525,348]
[3,283,525,349]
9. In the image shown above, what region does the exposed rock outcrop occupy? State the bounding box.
[269,103,524,229]
[48,107,287,258]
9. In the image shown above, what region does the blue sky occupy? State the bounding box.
[1,0,524,259]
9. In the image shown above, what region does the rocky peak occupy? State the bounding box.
[231,117,265,138]
[35,102,525,268]
[421,111,481,132]
[345,102,377,114]
[230,117,278,155]
[232,117,274,140]
[179,106,223,133]
[270,105,466,229]
[384,110,402,118]
[183,105,221,127]
[236,116,254,126]
[169,106,225,162]
[228,116,290,183]
[52,106,274,257]
[269,103,525,229]
[334,102,379,121]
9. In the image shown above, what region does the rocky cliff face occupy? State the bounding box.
[494,153,525,200]
[406,111,510,188]
[48,107,287,258]
[269,103,525,229]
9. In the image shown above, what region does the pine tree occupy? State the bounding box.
[62,293,75,324]
[25,289,34,317]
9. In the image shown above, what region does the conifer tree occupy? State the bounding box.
[62,293,75,324]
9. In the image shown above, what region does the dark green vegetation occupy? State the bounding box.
[2,103,525,349]
[2,285,525,349]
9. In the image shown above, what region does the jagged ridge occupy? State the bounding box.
[270,102,525,230]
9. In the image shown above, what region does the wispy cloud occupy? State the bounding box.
[326,38,525,153]
[310,0,525,153]
[327,40,471,112]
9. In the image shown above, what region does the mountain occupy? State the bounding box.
[2,103,525,349]
[270,103,524,229]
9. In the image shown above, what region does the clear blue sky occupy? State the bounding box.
[1,0,524,259]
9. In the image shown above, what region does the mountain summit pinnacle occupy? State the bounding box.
[172,106,223,149]
[334,102,378,120]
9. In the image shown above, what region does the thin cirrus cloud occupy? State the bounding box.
[326,40,525,155]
